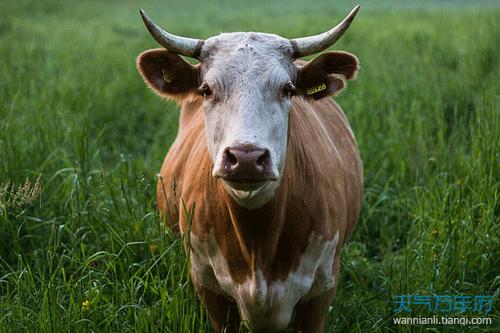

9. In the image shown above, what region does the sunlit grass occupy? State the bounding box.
[0,0,499,332]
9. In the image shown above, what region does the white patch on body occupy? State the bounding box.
[190,230,340,331]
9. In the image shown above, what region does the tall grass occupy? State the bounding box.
[0,0,498,332]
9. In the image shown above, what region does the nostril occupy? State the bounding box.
[256,150,270,166]
[224,148,238,166]
[219,145,274,181]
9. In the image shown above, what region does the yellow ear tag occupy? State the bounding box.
[161,69,174,83]
[306,83,327,95]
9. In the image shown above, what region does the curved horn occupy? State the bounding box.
[140,9,204,58]
[291,5,360,58]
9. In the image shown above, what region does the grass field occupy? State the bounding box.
[0,0,499,332]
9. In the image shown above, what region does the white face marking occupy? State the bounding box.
[190,230,340,331]
[199,33,297,207]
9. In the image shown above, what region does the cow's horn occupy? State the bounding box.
[140,9,204,59]
[291,5,360,58]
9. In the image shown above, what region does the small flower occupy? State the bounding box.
[81,300,91,311]
[149,243,158,254]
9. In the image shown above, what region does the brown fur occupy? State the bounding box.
[296,51,359,100]
[156,91,363,332]
[136,49,200,101]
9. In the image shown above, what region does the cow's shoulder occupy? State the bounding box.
[286,96,363,242]
[157,95,212,229]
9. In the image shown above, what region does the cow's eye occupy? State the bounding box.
[199,83,212,97]
[282,82,296,98]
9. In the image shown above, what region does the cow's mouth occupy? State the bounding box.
[221,177,281,208]
[222,179,269,191]
[214,169,279,191]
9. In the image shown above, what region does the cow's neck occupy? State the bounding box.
[219,174,291,271]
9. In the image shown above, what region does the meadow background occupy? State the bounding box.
[0,0,499,332]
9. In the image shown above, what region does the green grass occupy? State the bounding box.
[0,0,499,332]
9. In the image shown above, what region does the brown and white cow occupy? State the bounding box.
[137,6,363,333]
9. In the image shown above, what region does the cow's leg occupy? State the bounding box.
[293,252,341,333]
[193,283,241,333]
[293,288,335,333]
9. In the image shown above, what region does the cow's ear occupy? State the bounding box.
[296,51,359,100]
[136,48,200,100]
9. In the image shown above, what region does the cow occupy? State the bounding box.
[136,5,363,333]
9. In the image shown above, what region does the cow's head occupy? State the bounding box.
[137,7,360,208]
